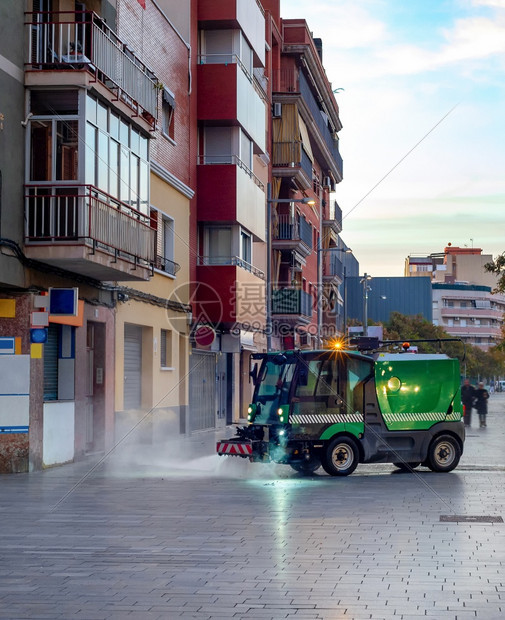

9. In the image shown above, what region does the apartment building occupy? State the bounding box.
[190,0,268,427]
[267,7,344,350]
[0,0,348,469]
[405,246,504,351]
[0,0,193,473]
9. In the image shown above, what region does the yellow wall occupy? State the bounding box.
[114,175,190,415]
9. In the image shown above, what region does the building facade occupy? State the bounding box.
[266,6,344,350]
[0,0,193,473]
[405,246,504,351]
[0,0,350,472]
[345,276,433,327]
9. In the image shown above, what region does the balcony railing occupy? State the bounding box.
[324,253,343,280]
[272,141,313,180]
[272,289,312,317]
[272,68,299,93]
[197,154,264,190]
[154,255,181,277]
[25,184,155,266]
[272,68,343,177]
[25,11,158,121]
[198,256,265,280]
[299,71,342,173]
[330,201,343,228]
[274,214,312,249]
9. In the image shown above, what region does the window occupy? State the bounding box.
[151,210,178,276]
[162,89,176,140]
[241,230,251,264]
[239,32,253,76]
[240,130,252,170]
[84,93,149,213]
[203,126,233,164]
[207,227,232,264]
[203,29,235,65]
[160,329,172,368]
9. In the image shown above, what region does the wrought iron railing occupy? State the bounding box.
[25,11,158,121]
[25,184,155,265]
[198,256,265,280]
[272,289,313,317]
[324,253,343,280]
[154,255,181,277]
[272,141,313,180]
[274,214,312,248]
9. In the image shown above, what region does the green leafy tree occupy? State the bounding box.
[382,312,505,381]
[484,253,505,293]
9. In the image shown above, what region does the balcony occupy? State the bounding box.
[272,68,343,181]
[272,214,312,258]
[271,141,312,189]
[440,307,503,320]
[197,59,266,152]
[323,200,343,238]
[25,184,155,281]
[197,256,265,279]
[272,289,313,324]
[323,253,343,283]
[195,257,266,327]
[197,156,265,241]
[198,0,266,67]
[25,11,158,126]
[154,255,181,278]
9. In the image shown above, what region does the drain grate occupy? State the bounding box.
[440,515,503,523]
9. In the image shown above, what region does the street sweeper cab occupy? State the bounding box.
[217,339,465,476]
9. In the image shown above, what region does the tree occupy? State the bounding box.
[484,253,505,293]
[383,312,505,380]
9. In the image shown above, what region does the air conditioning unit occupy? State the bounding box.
[323,176,331,188]
[273,102,282,117]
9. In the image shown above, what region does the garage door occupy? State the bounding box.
[189,350,216,431]
[124,324,142,410]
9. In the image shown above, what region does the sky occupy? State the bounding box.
[280,0,505,276]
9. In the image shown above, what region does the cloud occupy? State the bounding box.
[280,0,505,276]
[281,0,388,48]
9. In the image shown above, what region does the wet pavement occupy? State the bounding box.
[0,395,504,619]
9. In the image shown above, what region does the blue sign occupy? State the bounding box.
[30,328,48,344]
[49,288,78,316]
[0,337,15,354]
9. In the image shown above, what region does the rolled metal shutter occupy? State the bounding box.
[124,324,142,409]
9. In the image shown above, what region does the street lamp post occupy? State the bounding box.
[266,183,315,352]
[361,273,372,337]
[316,247,352,346]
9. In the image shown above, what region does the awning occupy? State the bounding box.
[298,114,314,162]
[163,88,176,109]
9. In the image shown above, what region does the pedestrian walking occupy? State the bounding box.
[461,378,475,427]
[474,381,489,428]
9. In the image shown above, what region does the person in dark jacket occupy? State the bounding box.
[461,378,475,427]
[474,382,489,428]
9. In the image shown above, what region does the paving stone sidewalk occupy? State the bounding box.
[0,395,503,620]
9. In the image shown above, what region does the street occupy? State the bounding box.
[0,396,504,620]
